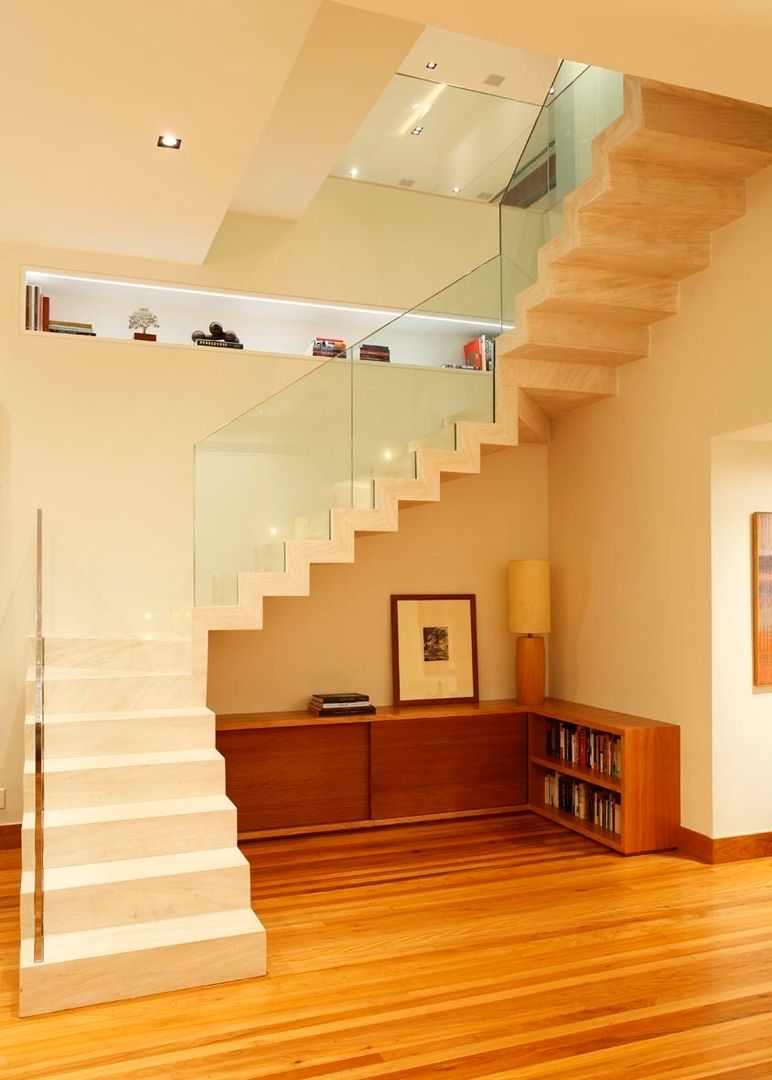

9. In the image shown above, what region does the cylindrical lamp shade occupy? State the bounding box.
[508,560,550,634]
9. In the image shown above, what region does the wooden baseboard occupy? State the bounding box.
[678,825,772,864]
[0,823,21,850]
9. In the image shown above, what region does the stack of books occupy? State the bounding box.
[545,720,621,779]
[24,285,50,331]
[308,692,375,717]
[195,337,243,350]
[544,772,621,834]
[462,335,495,371]
[48,319,96,337]
[359,344,390,362]
[312,337,347,358]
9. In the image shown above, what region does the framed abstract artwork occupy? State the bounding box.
[390,594,479,706]
[752,512,772,686]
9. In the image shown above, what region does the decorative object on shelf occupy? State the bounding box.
[308,692,375,717]
[752,512,772,685]
[128,307,160,341]
[312,336,347,358]
[391,594,479,706]
[192,321,244,349]
[508,560,550,705]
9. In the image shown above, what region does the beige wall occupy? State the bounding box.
[548,167,772,835]
[207,445,547,714]
[711,437,772,837]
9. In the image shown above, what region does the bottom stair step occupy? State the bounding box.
[19,908,266,1016]
[22,847,251,935]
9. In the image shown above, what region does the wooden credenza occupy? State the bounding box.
[216,698,680,854]
[216,701,528,838]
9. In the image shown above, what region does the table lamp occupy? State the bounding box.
[508,560,550,705]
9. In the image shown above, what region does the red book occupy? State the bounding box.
[41,296,50,332]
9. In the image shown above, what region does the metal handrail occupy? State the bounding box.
[33,508,44,963]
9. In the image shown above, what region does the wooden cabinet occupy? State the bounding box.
[216,702,528,837]
[528,701,680,854]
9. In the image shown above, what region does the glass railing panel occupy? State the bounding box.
[349,256,503,482]
[499,63,624,324]
[195,358,353,606]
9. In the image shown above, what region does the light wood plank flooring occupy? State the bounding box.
[3,811,772,1078]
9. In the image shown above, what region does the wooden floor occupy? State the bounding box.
[3,812,772,1078]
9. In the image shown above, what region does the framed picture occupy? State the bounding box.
[752,512,772,686]
[391,594,479,706]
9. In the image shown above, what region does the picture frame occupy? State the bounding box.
[752,512,772,686]
[391,593,479,706]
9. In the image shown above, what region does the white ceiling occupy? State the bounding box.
[330,75,543,201]
[399,27,559,104]
[0,0,325,263]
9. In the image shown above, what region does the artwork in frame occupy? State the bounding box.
[752,512,772,686]
[391,594,479,706]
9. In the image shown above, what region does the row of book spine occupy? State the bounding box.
[25,286,49,332]
[544,772,621,834]
[545,720,621,779]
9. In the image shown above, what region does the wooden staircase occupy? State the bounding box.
[19,76,772,1016]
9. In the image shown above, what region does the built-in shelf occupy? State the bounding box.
[529,753,622,793]
[23,268,509,370]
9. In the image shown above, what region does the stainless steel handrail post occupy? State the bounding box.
[33,508,44,964]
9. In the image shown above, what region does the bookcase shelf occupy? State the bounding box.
[528,702,680,855]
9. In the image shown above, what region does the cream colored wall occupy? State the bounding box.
[0,184,500,826]
[548,167,772,835]
[711,438,772,837]
[207,445,547,714]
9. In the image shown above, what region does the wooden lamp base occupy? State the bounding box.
[516,634,545,706]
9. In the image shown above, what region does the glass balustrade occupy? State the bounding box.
[194,62,624,608]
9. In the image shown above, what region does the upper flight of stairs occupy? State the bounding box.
[20,75,772,1017]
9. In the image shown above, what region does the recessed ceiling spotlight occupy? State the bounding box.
[157,134,182,149]
[425,60,438,69]
[451,187,461,194]
[349,166,359,178]
[548,87,556,95]
[411,125,424,136]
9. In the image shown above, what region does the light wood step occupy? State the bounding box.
[22,848,250,935]
[499,310,649,367]
[32,748,225,809]
[558,211,712,279]
[531,263,680,324]
[590,152,748,229]
[19,908,265,1016]
[34,794,237,868]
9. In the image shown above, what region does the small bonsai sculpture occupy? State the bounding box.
[129,307,160,340]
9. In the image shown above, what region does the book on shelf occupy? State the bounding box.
[545,719,621,779]
[308,703,376,717]
[311,692,370,704]
[312,337,347,358]
[544,772,621,835]
[462,334,495,372]
[25,285,50,331]
[358,344,390,362]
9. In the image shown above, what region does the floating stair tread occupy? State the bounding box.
[27,793,234,828]
[27,747,222,774]
[20,908,263,967]
[21,846,247,892]
[27,705,211,726]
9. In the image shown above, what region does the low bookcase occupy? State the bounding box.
[528,701,680,854]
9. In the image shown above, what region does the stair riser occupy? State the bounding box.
[31,674,204,713]
[36,715,214,759]
[41,864,250,935]
[18,925,266,1016]
[621,127,770,179]
[42,808,238,868]
[42,638,193,673]
[563,215,711,279]
[640,84,772,157]
[545,264,679,322]
[37,758,225,809]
